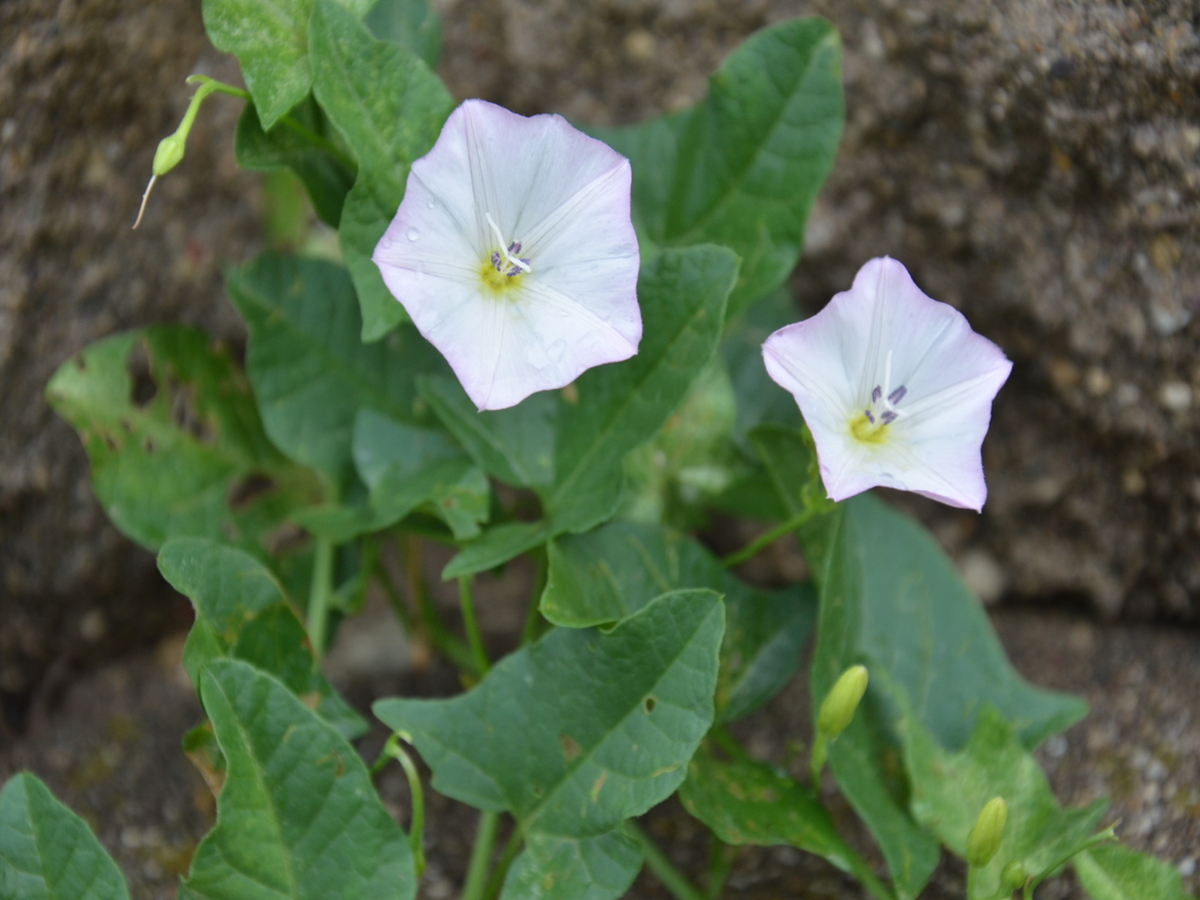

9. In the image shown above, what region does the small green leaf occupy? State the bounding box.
[225,253,443,485]
[375,589,724,839]
[593,18,843,314]
[201,0,373,130]
[901,705,1108,900]
[437,245,738,579]
[45,326,320,552]
[234,96,357,227]
[1075,843,1196,900]
[158,537,366,739]
[309,0,454,340]
[499,831,643,900]
[0,772,130,900]
[542,519,814,723]
[364,0,441,67]
[677,752,882,889]
[181,659,414,900]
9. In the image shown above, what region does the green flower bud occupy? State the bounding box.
[966,796,1008,868]
[152,131,186,176]
[817,665,869,738]
[1000,860,1027,892]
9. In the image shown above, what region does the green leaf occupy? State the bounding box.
[677,753,883,891]
[592,18,843,314]
[721,289,802,447]
[542,519,814,723]
[438,245,738,579]
[225,252,442,485]
[790,491,1087,899]
[234,96,357,228]
[0,772,130,900]
[1075,843,1196,900]
[309,0,454,341]
[158,537,367,739]
[45,326,320,552]
[180,659,414,900]
[500,831,643,900]
[375,589,724,839]
[901,705,1108,900]
[364,0,441,67]
[201,0,373,130]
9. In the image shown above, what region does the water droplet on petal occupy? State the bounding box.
[427,200,436,209]
[548,340,567,364]
[380,234,394,248]
[406,228,420,241]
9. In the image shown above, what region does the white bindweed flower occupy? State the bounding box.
[762,257,1012,511]
[373,99,642,411]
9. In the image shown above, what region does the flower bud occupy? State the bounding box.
[817,665,869,738]
[1000,860,1027,892]
[965,796,1008,868]
[152,132,186,176]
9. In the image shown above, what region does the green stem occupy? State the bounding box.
[627,821,706,900]
[184,74,357,170]
[521,546,549,646]
[369,735,426,877]
[847,854,898,900]
[705,837,737,900]
[459,576,490,675]
[392,536,478,674]
[307,537,335,657]
[808,732,828,788]
[461,811,499,900]
[481,824,524,900]
[721,507,817,568]
[708,726,754,764]
[373,544,414,633]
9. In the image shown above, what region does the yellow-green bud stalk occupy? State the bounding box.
[817,664,869,738]
[966,796,1008,868]
[134,78,219,229]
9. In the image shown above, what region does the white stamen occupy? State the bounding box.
[485,212,531,274]
[132,174,156,230]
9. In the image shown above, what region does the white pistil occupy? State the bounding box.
[486,212,531,274]
[881,349,906,418]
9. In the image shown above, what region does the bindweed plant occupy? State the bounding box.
[4,1,1192,899]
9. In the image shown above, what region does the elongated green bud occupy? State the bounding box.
[966,796,1008,868]
[817,665,869,738]
[1000,860,1027,892]
[152,132,186,176]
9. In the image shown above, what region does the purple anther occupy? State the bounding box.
[872,386,882,404]
[507,265,521,277]
[888,385,907,404]
[508,241,522,254]
[491,251,502,270]
[864,409,875,424]
[880,411,898,425]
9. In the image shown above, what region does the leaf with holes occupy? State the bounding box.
[0,772,130,900]
[436,245,738,579]
[46,326,321,552]
[179,659,414,900]
[225,253,445,487]
[375,589,723,839]
[309,0,454,340]
[499,831,643,900]
[591,18,843,314]
[542,519,814,723]
[159,537,366,739]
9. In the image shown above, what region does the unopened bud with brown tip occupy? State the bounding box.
[817,665,869,738]
[966,796,1008,868]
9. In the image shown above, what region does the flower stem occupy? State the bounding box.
[705,836,737,899]
[459,575,490,675]
[481,824,524,900]
[461,811,499,900]
[307,536,335,657]
[387,536,478,674]
[369,735,426,877]
[521,546,548,646]
[808,732,828,788]
[720,507,817,569]
[626,821,706,900]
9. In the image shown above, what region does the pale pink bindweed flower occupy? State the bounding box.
[762,257,1012,511]
[373,99,642,411]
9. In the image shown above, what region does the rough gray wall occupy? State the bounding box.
[3,0,1198,731]
[0,0,260,730]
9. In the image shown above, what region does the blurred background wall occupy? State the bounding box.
[2,0,1197,736]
